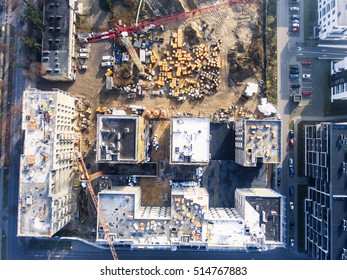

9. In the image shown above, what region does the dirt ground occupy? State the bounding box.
[68,0,263,149]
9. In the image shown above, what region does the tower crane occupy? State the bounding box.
[76,153,118,260]
[80,0,245,70]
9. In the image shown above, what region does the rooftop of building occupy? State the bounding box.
[96,115,139,163]
[18,89,73,237]
[97,185,280,248]
[236,188,282,242]
[41,0,74,79]
[337,0,347,26]
[236,119,281,167]
[170,117,210,164]
[330,58,347,87]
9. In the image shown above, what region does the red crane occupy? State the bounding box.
[84,0,245,43]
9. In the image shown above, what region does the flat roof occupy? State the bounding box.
[96,115,138,163]
[18,89,75,237]
[41,0,74,80]
[171,117,210,164]
[236,188,282,243]
[329,123,347,259]
[236,120,281,167]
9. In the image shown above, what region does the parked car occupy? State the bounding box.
[79,48,89,53]
[290,138,295,148]
[78,53,89,59]
[301,60,312,65]
[302,91,312,95]
[79,65,88,70]
[291,27,300,32]
[291,19,300,24]
[290,69,299,74]
[291,84,300,89]
[101,61,113,67]
[289,157,294,168]
[102,55,114,61]
[290,202,294,210]
[290,221,295,229]
[277,114,281,120]
[289,185,294,197]
[289,74,299,80]
[289,167,294,177]
[290,65,299,70]
[290,238,295,247]
[291,23,300,28]
[289,7,300,12]
[302,73,311,79]
[291,0,299,3]
[289,130,294,137]
[291,15,300,20]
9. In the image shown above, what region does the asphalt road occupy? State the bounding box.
[0,3,33,260]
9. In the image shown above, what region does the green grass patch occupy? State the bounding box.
[304,0,318,40]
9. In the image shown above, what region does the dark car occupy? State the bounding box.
[290,69,299,74]
[289,167,294,177]
[291,15,300,20]
[290,65,299,70]
[289,130,294,137]
[289,186,294,197]
[291,84,301,89]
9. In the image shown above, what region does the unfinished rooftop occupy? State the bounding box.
[170,117,210,164]
[235,119,281,167]
[17,89,76,237]
[96,114,146,164]
[41,0,76,81]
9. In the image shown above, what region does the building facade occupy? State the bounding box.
[41,0,77,81]
[318,0,347,39]
[304,122,347,259]
[17,88,77,237]
[330,57,347,102]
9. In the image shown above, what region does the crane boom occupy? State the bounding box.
[121,37,145,72]
[82,0,245,43]
[76,153,119,260]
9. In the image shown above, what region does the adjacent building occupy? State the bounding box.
[170,117,210,165]
[96,186,284,250]
[318,0,347,40]
[235,119,281,167]
[304,122,347,259]
[330,56,347,102]
[96,114,147,164]
[17,89,77,237]
[41,0,77,81]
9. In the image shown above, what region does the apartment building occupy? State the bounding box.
[330,56,347,102]
[304,122,347,259]
[17,89,77,237]
[41,0,77,81]
[318,0,347,39]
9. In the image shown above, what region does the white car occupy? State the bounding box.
[291,23,300,27]
[290,202,294,210]
[290,7,300,11]
[79,48,89,53]
[277,114,281,120]
[302,73,311,79]
[290,239,294,247]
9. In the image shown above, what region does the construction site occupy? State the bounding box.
[32,0,284,257]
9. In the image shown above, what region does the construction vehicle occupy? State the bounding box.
[78,0,245,71]
[76,153,118,260]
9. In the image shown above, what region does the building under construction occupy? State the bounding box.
[17,88,77,237]
[96,185,285,250]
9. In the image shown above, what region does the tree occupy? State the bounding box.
[23,0,45,32]
[21,36,42,54]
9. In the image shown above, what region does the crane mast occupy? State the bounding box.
[76,153,118,260]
